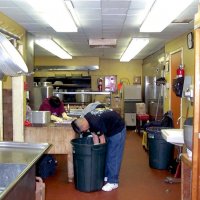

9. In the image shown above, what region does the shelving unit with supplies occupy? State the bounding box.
[53,91,112,106]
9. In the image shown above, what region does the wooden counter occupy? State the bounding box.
[24,123,76,182]
[181,153,192,200]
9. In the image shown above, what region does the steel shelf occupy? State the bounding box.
[53,91,111,95]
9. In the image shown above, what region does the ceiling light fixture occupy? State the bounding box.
[65,0,80,26]
[26,0,77,32]
[35,38,72,59]
[140,0,194,32]
[120,38,149,62]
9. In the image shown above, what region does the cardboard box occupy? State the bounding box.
[136,103,146,114]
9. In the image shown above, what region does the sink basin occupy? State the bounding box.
[0,142,51,200]
[161,129,184,144]
[0,163,27,189]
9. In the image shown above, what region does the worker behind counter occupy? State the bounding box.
[39,96,71,122]
[71,109,126,192]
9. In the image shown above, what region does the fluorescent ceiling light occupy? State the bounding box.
[35,39,72,59]
[65,0,80,26]
[140,0,194,32]
[26,0,77,32]
[136,0,155,25]
[120,38,149,62]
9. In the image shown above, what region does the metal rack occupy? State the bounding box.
[53,91,111,95]
[53,91,112,105]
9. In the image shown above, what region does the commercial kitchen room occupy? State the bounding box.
[0,0,199,199]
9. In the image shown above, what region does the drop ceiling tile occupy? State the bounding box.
[102,8,128,15]
[72,0,101,9]
[0,0,198,59]
[101,1,131,9]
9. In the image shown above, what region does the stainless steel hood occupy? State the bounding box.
[34,65,99,71]
[0,33,28,79]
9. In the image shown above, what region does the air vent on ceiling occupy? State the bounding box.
[89,39,117,48]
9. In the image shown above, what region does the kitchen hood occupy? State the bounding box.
[0,33,28,79]
[34,65,99,71]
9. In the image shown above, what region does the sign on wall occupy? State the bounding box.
[105,75,117,92]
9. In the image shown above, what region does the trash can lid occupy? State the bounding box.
[147,127,171,139]
[71,137,93,146]
[146,126,171,133]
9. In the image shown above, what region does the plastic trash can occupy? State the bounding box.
[71,137,106,192]
[147,127,174,170]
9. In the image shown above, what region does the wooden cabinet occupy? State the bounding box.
[24,125,76,182]
[181,154,192,200]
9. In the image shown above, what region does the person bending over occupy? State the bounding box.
[71,109,126,192]
[81,101,107,144]
[39,96,71,122]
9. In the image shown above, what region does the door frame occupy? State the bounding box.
[169,48,183,128]
[192,25,200,200]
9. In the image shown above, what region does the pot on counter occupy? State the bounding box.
[29,111,51,124]
[75,89,92,103]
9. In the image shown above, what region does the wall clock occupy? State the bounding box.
[187,32,194,49]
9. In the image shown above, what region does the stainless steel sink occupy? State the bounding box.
[0,163,27,190]
[161,128,184,144]
[0,141,51,200]
[0,188,5,194]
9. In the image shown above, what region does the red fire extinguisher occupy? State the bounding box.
[97,78,103,91]
[176,64,184,78]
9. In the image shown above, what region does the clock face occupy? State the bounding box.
[187,32,193,49]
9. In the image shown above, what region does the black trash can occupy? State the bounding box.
[71,137,106,192]
[147,127,174,170]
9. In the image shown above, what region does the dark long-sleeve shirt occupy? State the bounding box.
[84,109,125,137]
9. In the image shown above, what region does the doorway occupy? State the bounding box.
[170,49,182,128]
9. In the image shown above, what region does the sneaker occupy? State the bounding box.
[104,177,108,182]
[102,183,118,192]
